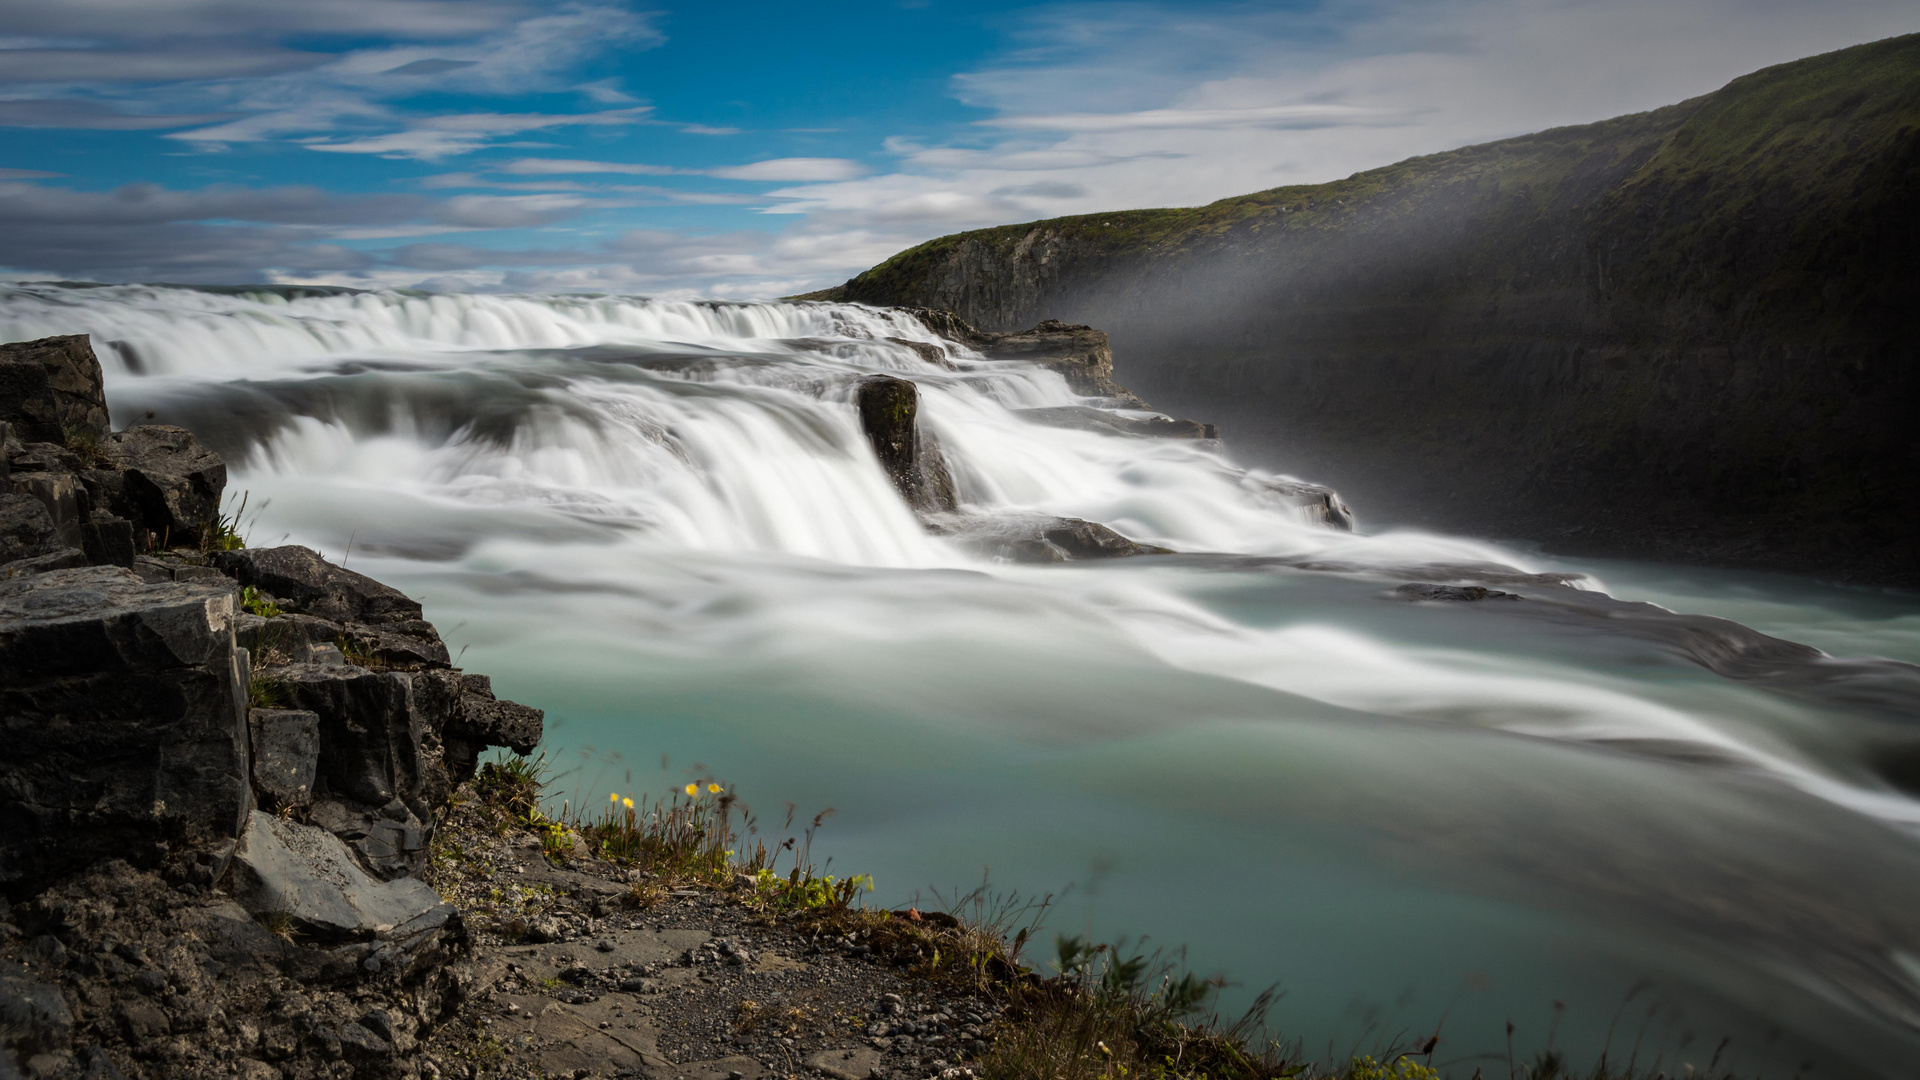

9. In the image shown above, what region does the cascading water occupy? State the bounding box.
[7,281,1920,1077]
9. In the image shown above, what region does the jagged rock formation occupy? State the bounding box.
[0,336,109,446]
[853,376,957,515]
[814,34,1920,585]
[0,334,545,1079]
[4,339,235,566]
[908,315,1144,405]
[0,569,253,896]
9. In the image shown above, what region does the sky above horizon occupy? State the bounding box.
[0,0,1912,298]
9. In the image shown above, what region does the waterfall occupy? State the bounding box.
[0,281,1514,569]
[9,280,1920,1076]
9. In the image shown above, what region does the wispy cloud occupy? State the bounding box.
[0,99,233,129]
[981,103,1408,133]
[289,108,655,160]
[1,0,1914,299]
[492,156,867,181]
[724,0,1920,275]
[707,158,868,181]
[499,157,688,176]
[0,1,530,39]
[27,3,669,161]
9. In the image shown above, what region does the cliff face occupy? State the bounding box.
[819,34,1920,584]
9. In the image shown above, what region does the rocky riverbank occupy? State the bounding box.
[0,332,1024,1080]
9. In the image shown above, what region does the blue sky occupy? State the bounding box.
[0,0,1913,297]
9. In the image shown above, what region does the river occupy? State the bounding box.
[6,282,1919,1078]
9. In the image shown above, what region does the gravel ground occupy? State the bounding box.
[421,795,1004,1080]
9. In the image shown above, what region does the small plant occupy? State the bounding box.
[475,752,550,825]
[624,880,668,908]
[751,867,872,912]
[240,586,283,618]
[254,910,298,945]
[206,490,251,553]
[335,634,380,669]
[1345,1057,1440,1080]
[574,781,743,885]
[64,428,111,469]
[248,675,288,710]
[539,821,575,862]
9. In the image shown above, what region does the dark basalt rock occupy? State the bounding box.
[1246,476,1354,531]
[213,545,421,628]
[454,674,544,756]
[0,567,251,899]
[0,334,534,1077]
[0,361,63,446]
[249,708,320,811]
[78,515,134,569]
[234,610,347,665]
[1395,583,1521,602]
[0,962,73,1068]
[0,494,73,570]
[1016,405,1217,440]
[6,473,83,551]
[854,375,958,514]
[884,337,957,370]
[928,515,1172,562]
[445,673,546,783]
[0,336,109,443]
[340,623,451,670]
[902,312,1147,405]
[96,426,226,547]
[270,664,449,874]
[229,811,448,938]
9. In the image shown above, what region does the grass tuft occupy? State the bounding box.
[240,586,283,618]
[474,752,550,827]
[206,490,251,553]
[247,674,288,710]
[64,428,111,469]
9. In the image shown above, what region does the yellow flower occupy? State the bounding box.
[610,792,619,804]
[623,797,634,809]
[706,782,722,794]
[684,782,698,797]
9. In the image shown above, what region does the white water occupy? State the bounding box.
[9,282,1920,1077]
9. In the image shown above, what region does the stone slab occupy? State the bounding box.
[230,810,447,937]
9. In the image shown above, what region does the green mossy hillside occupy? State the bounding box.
[808,34,1920,585]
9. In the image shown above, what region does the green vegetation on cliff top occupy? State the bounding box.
[814,32,1920,323]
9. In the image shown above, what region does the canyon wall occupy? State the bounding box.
[817,34,1920,584]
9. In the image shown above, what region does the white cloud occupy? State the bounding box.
[5,0,1916,300]
[221,107,655,160]
[46,4,673,160]
[707,158,869,182]
[0,99,232,129]
[0,0,530,39]
[492,156,870,183]
[720,0,1920,274]
[500,157,688,176]
[982,103,1408,133]
[575,77,638,104]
